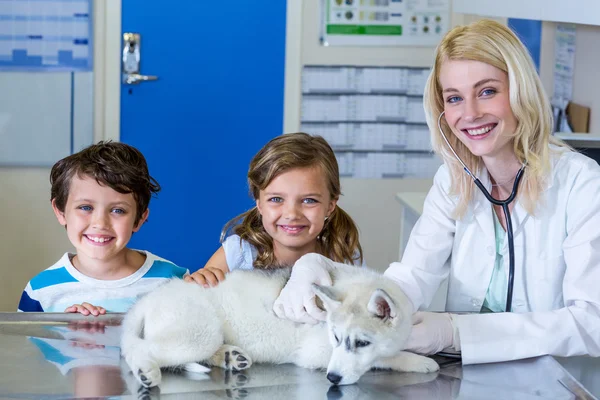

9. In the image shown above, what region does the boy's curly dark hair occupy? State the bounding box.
[50,141,161,225]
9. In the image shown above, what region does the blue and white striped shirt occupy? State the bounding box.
[18,251,188,312]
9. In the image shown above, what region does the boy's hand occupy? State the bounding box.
[184,267,226,287]
[67,320,107,334]
[64,303,107,316]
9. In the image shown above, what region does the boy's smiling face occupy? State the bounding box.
[52,174,148,266]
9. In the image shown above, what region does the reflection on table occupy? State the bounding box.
[0,312,597,399]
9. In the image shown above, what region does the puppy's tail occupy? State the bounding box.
[120,301,146,355]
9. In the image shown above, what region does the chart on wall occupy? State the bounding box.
[301,65,442,179]
[322,0,450,46]
[0,0,92,71]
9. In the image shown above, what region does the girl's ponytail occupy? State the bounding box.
[320,206,363,266]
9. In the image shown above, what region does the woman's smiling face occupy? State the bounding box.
[439,59,518,161]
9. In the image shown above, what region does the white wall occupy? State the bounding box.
[0,1,106,311]
[337,178,433,270]
[285,0,502,272]
[539,21,600,134]
[2,3,599,311]
[288,2,600,272]
[0,170,73,310]
[0,71,93,311]
[300,0,439,271]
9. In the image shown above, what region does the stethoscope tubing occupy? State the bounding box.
[437,112,525,312]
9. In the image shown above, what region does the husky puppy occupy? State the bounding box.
[121,261,439,387]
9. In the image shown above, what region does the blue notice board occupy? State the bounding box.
[0,0,92,71]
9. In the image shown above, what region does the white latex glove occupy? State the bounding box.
[273,253,333,324]
[404,312,460,355]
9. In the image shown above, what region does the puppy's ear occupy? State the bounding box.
[312,284,341,312]
[367,289,397,322]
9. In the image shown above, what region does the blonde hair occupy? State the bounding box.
[222,132,363,268]
[424,19,569,218]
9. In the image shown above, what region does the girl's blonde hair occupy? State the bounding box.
[222,132,363,268]
[424,19,568,218]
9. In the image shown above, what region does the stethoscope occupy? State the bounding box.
[437,112,526,312]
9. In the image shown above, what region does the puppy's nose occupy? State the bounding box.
[327,372,342,385]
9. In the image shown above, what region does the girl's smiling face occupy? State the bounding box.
[256,166,336,262]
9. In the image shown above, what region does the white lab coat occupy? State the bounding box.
[385,147,600,364]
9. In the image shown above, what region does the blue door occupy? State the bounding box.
[120,2,287,271]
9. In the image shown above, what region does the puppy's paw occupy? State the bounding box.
[225,388,249,399]
[132,358,162,388]
[136,383,158,400]
[225,369,250,388]
[209,345,252,371]
[408,357,440,373]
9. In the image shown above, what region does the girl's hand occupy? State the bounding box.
[184,267,226,287]
[64,303,106,316]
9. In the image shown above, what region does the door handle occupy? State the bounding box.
[122,33,158,85]
[124,73,158,85]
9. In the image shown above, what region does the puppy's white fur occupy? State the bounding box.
[121,259,438,387]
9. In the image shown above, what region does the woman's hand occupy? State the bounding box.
[404,312,459,355]
[184,267,226,287]
[64,303,106,316]
[273,253,334,324]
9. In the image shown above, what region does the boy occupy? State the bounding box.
[18,141,187,315]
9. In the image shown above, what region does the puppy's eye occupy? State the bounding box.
[334,333,340,344]
[355,340,371,348]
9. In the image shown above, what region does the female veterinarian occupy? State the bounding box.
[273,19,600,365]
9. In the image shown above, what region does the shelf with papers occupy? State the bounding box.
[301,120,428,126]
[302,91,425,98]
[452,0,600,26]
[301,94,427,125]
[332,149,434,154]
[301,121,432,153]
[302,65,429,95]
[301,64,434,178]
[555,133,600,149]
[335,151,441,179]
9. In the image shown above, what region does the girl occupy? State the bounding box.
[185,132,363,297]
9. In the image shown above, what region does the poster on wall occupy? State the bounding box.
[321,0,450,46]
[551,23,576,133]
[0,0,92,71]
[553,24,576,102]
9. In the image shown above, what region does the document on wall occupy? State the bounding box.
[301,65,440,179]
[321,0,450,46]
[0,0,92,71]
[552,24,576,132]
[553,24,576,102]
